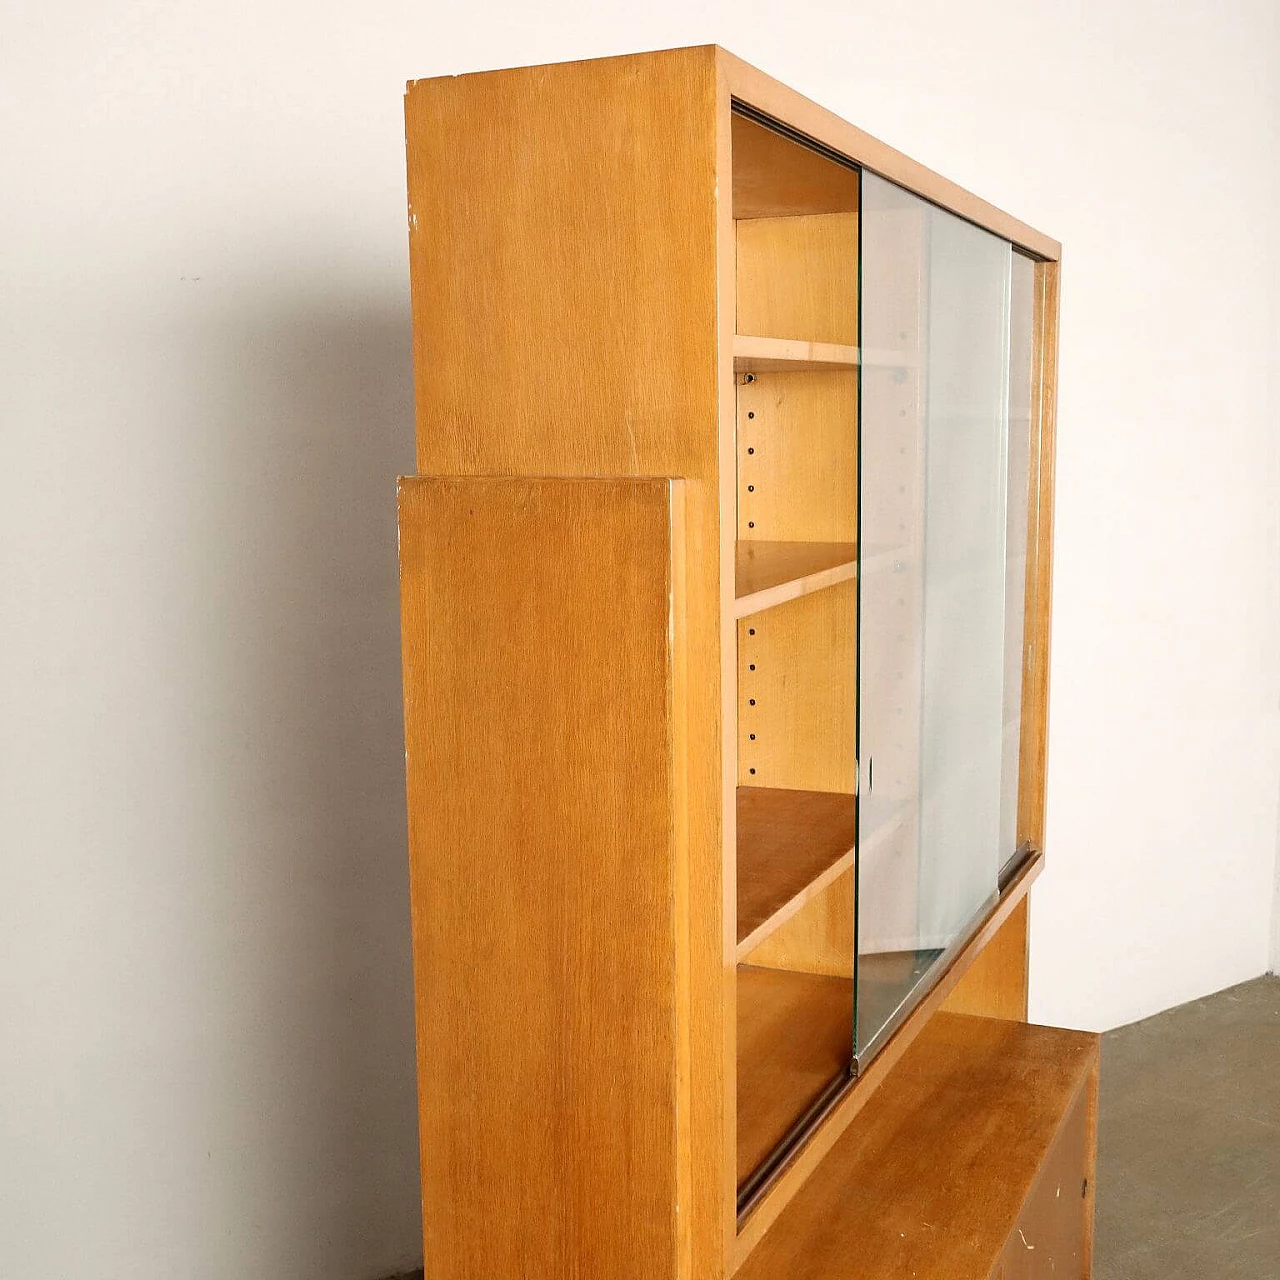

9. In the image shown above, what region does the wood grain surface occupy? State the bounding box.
[994,1077,1092,1279]
[734,542,858,612]
[736,965,853,1186]
[736,213,859,346]
[743,869,855,980]
[1020,260,1061,852]
[398,476,686,1280]
[736,787,857,953]
[735,1012,1099,1280]
[737,581,857,794]
[736,371,858,545]
[406,47,734,1271]
[731,112,860,219]
[732,335,859,371]
[944,897,1030,1021]
[734,853,1044,1261]
[720,48,1060,261]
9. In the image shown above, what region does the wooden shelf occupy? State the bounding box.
[731,113,860,220]
[732,334,914,373]
[735,541,858,617]
[734,852,1047,1252]
[734,334,859,373]
[737,965,853,1187]
[737,788,856,958]
[735,1012,1099,1280]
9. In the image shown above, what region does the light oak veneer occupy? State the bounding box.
[400,45,1074,1280]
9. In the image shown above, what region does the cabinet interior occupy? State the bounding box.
[732,110,862,1201]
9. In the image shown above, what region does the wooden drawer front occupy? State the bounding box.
[994,1076,1095,1280]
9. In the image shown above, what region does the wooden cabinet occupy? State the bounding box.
[398,46,1096,1280]
[735,1015,1099,1280]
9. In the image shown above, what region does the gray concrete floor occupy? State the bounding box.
[1096,974,1280,1279]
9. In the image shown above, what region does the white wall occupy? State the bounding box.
[1273,84,1280,981]
[2,2,1278,1276]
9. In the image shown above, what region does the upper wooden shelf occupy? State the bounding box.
[737,964,853,1188]
[735,541,858,618]
[735,1011,1098,1280]
[734,334,859,373]
[737,787,856,959]
[733,335,917,373]
[731,112,861,220]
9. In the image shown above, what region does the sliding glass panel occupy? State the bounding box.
[855,172,1018,1060]
[731,109,861,1206]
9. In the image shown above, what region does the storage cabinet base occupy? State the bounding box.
[735,1014,1100,1280]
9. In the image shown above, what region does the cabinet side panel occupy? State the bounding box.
[405,49,719,481]
[399,476,685,1280]
[407,49,731,1274]
[1019,260,1060,851]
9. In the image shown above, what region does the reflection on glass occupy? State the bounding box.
[731,127,862,1201]
[856,173,1031,1059]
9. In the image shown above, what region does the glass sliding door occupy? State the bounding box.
[855,172,1030,1062]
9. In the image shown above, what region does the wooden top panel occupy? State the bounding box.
[736,1013,1099,1280]
[719,48,1059,261]
[409,47,1058,283]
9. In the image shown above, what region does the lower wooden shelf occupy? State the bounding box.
[735,541,858,617]
[737,787,857,958]
[735,1012,1100,1279]
[737,965,853,1187]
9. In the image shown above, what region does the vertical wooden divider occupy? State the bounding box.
[399,475,689,1280]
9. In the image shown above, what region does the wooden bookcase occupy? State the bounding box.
[398,46,1098,1280]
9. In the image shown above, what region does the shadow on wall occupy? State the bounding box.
[172,292,424,1276]
[4,254,428,1275]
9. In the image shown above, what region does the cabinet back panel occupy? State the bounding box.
[736,213,859,346]
[736,370,857,543]
[731,113,860,220]
[743,867,855,978]
[737,583,857,793]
